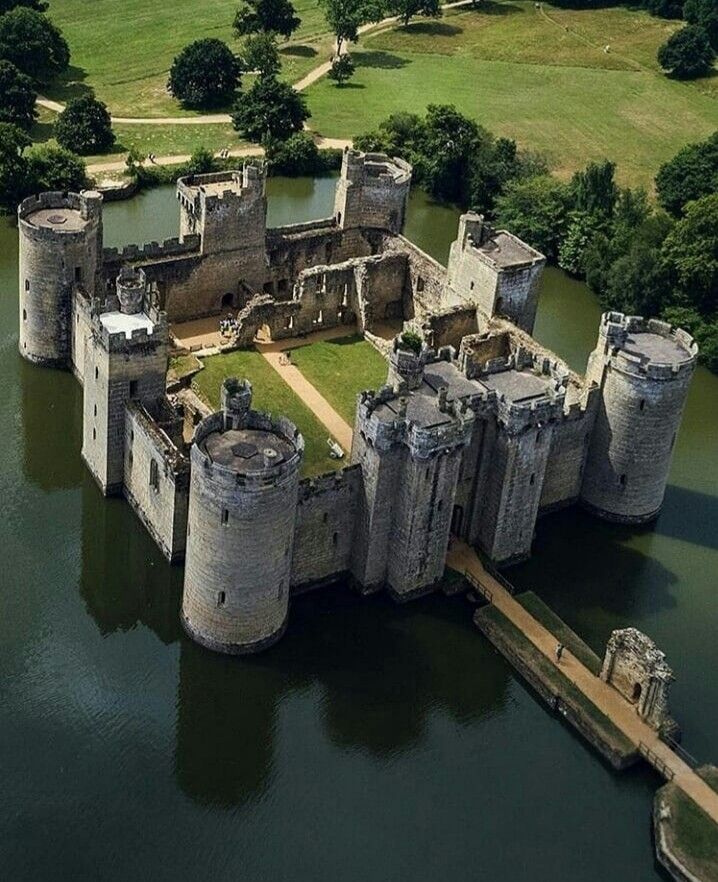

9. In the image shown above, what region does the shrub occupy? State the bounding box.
[168,39,241,109]
[265,131,320,175]
[0,60,36,130]
[657,26,715,79]
[399,330,423,354]
[26,143,86,193]
[184,146,218,175]
[54,94,115,155]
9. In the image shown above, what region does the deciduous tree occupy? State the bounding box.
[320,0,385,54]
[233,0,301,39]
[168,39,241,108]
[657,26,715,78]
[0,8,70,82]
[231,75,309,142]
[684,0,718,50]
[385,0,442,27]
[240,32,281,75]
[0,60,36,130]
[327,53,355,85]
[54,94,115,155]
[655,131,718,216]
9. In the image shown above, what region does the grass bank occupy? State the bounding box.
[289,334,388,424]
[656,770,718,882]
[192,347,340,477]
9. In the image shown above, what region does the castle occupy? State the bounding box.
[18,149,698,654]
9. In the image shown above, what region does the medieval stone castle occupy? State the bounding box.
[18,149,698,655]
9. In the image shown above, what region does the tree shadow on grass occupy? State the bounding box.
[356,51,411,70]
[399,20,463,36]
[281,44,318,58]
[469,0,524,16]
[331,81,366,89]
[43,65,93,104]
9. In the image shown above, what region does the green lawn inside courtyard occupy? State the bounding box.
[288,334,388,424]
[192,347,339,477]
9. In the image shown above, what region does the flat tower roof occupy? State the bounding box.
[623,331,693,366]
[24,207,89,232]
[99,311,154,339]
[199,427,296,475]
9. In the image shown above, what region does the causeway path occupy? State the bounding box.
[236,328,718,826]
[447,538,718,824]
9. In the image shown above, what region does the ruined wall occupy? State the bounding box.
[355,252,408,330]
[123,401,189,562]
[494,263,544,334]
[291,466,363,591]
[381,233,446,319]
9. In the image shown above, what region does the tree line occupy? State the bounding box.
[355,107,718,372]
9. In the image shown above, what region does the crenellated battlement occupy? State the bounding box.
[298,463,362,502]
[102,235,201,265]
[598,312,698,379]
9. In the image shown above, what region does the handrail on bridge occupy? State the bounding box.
[639,741,675,781]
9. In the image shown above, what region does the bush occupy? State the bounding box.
[26,143,86,193]
[657,26,715,78]
[231,75,309,142]
[328,53,355,86]
[0,0,48,11]
[655,131,718,217]
[0,122,31,209]
[168,39,241,109]
[0,8,70,82]
[265,131,319,174]
[0,60,36,130]
[54,94,115,155]
[400,330,423,354]
[184,146,218,175]
[644,0,685,19]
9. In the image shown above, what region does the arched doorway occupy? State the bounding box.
[632,682,642,703]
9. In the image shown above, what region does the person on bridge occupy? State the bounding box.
[556,643,565,662]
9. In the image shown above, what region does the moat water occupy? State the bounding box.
[1,177,716,881]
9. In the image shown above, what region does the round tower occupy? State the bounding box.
[581,312,697,523]
[18,190,103,367]
[182,378,304,654]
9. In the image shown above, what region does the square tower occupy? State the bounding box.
[82,269,169,495]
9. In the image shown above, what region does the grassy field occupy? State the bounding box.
[47,0,334,117]
[306,3,718,188]
[192,347,340,477]
[289,334,388,423]
[658,781,718,880]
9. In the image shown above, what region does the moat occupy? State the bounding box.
[1,177,717,881]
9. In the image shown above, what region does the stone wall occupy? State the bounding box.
[291,466,363,591]
[123,400,190,562]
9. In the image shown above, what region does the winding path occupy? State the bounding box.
[37,1,474,126]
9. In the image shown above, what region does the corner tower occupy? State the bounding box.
[18,190,103,367]
[334,149,412,234]
[581,312,697,523]
[182,378,304,654]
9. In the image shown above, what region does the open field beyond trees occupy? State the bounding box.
[305,4,718,189]
[38,1,717,187]
[192,348,340,477]
[289,335,388,424]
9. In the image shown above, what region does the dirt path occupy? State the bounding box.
[448,539,718,824]
[86,136,351,174]
[259,345,354,453]
[37,0,474,126]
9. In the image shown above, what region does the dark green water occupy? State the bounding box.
[1,177,716,881]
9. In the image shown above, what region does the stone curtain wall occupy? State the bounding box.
[291,466,363,591]
[123,401,189,563]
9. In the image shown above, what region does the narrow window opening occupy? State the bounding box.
[93,404,97,417]
[332,532,338,546]
[639,399,645,411]
[128,451,133,466]
[22,308,26,322]
[530,473,535,485]
[535,430,541,444]
[619,474,627,487]
[323,512,328,524]
[74,266,82,283]
[92,428,96,441]
[95,366,99,380]
[221,508,229,525]
[217,591,226,608]
[470,281,475,291]
[416,276,425,293]
[129,379,138,398]
[24,279,29,292]
[149,459,159,491]
[437,499,443,512]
